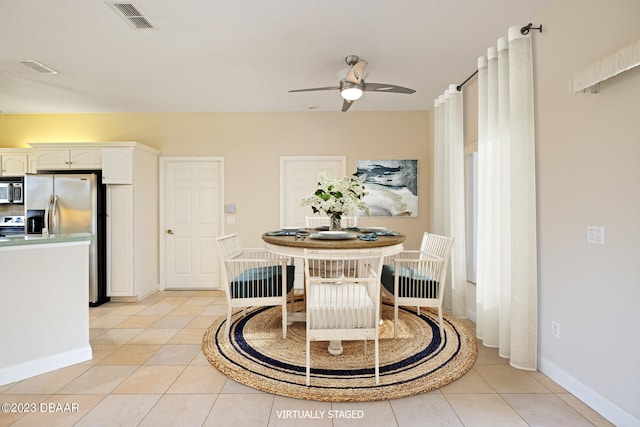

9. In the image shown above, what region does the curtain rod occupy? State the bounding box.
[456,23,543,92]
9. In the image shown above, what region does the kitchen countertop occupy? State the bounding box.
[0,232,94,248]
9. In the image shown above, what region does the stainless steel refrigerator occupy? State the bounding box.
[24,172,108,306]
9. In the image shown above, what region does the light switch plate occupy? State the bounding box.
[587,225,605,245]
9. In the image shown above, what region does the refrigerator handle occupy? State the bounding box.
[52,195,59,234]
[44,195,54,233]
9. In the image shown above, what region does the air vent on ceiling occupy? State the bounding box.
[107,2,155,29]
[20,60,58,74]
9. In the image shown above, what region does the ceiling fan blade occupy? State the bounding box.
[341,99,353,112]
[288,86,340,93]
[363,82,416,94]
[344,60,368,84]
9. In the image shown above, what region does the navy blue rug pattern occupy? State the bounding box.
[202,301,477,402]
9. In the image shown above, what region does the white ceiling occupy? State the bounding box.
[0,0,552,114]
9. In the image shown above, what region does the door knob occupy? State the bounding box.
[167,229,174,235]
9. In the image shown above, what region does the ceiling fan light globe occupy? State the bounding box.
[341,87,363,101]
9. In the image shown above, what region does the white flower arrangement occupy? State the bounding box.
[301,172,368,219]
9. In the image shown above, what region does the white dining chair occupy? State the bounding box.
[305,215,358,229]
[303,249,383,385]
[216,233,295,338]
[381,233,454,338]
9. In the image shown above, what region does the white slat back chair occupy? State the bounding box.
[305,216,359,229]
[303,249,383,386]
[216,234,294,338]
[420,232,453,259]
[381,234,454,338]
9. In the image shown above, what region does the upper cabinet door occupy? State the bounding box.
[35,149,70,170]
[1,154,29,176]
[35,148,102,170]
[102,148,133,184]
[69,149,102,169]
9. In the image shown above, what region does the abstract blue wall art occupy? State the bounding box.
[356,160,418,217]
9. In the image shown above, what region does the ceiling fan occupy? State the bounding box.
[289,55,416,112]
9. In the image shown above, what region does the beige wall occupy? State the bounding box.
[456,0,640,423]
[0,111,432,249]
[532,0,640,422]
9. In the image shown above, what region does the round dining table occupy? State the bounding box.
[262,230,405,355]
[262,231,405,256]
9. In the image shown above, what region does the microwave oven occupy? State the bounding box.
[0,179,23,204]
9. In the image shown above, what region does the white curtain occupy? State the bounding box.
[432,85,467,319]
[476,26,538,370]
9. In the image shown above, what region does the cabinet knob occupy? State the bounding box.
[167,229,174,235]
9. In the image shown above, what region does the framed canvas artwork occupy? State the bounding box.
[356,160,418,217]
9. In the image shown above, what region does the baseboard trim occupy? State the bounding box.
[538,356,639,427]
[0,346,92,386]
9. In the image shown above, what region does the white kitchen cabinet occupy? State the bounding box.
[35,148,102,170]
[106,185,134,297]
[0,153,29,176]
[102,148,133,184]
[105,144,159,301]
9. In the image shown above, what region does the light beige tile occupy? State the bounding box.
[97,344,162,365]
[159,296,190,304]
[74,394,160,427]
[108,304,150,316]
[139,394,217,427]
[440,368,496,394]
[502,393,594,426]
[137,303,181,316]
[527,370,568,393]
[474,343,510,365]
[556,394,617,427]
[190,350,215,366]
[474,365,550,393]
[196,290,224,297]
[203,393,273,427]
[186,315,219,329]
[89,328,109,340]
[184,296,217,306]
[445,394,529,427]
[150,315,195,329]
[58,366,137,394]
[115,315,162,329]
[220,379,268,394]
[199,304,229,316]
[112,366,185,394]
[168,328,207,344]
[143,344,201,365]
[166,365,227,394]
[331,401,397,427]
[89,328,143,345]
[79,344,119,366]
[169,303,207,316]
[3,364,90,394]
[89,315,131,329]
[10,394,105,427]
[391,393,463,427]
[128,328,180,344]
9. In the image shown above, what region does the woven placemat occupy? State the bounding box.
[202,301,477,402]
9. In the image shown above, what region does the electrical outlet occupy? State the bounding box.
[552,321,560,338]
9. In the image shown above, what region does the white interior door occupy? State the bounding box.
[280,156,346,228]
[280,156,346,288]
[161,158,224,289]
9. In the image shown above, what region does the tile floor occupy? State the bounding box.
[0,290,614,427]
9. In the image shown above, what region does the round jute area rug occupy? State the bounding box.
[202,301,477,402]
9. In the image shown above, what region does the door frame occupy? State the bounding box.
[279,155,346,228]
[159,156,225,290]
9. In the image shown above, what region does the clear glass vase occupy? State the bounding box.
[329,215,342,231]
